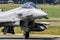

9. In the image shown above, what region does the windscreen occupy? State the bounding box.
[21,2,39,9]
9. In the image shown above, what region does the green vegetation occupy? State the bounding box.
[38,4,60,18]
[0,4,60,35]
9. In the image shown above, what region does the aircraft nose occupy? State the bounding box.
[34,9,47,18]
[39,11,47,17]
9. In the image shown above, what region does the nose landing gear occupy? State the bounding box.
[24,31,29,39]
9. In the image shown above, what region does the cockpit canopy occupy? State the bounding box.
[21,2,39,9]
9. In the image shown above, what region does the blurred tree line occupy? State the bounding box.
[0,0,60,4]
[43,0,60,4]
[29,0,60,4]
[13,0,60,4]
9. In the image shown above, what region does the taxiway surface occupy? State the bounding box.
[0,36,60,40]
[0,38,60,40]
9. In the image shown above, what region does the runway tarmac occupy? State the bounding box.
[0,38,60,40]
[0,36,60,40]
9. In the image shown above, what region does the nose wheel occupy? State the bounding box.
[24,31,29,39]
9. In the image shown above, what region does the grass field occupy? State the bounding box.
[39,5,60,18]
[0,4,60,35]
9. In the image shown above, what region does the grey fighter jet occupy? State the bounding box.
[0,2,49,39]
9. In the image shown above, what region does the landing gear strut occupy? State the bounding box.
[2,26,15,34]
[24,31,29,39]
[20,19,34,39]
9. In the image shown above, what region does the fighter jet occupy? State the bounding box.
[0,2,49,39]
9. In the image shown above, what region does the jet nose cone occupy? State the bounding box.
[41,12,47,16]
[34,9,47,19]
[37,9,47,16]
[40,10,47,16]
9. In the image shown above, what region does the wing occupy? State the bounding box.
[0,7,21,22]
